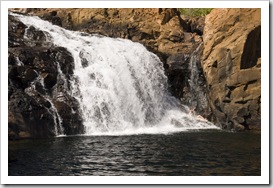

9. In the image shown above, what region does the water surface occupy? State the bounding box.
[9,130,260,176]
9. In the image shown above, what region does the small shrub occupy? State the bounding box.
[179,8,213,17]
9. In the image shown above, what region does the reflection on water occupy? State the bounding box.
[8,130,260,176]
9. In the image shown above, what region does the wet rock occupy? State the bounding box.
[40,11,63,26]
[25,68,38,81]
[8,15,27,47]
[166,44,212,119]
[8,52,18,65]
[19,68,38,87]
[189,17,205,35]
[8,15,84,139]
[54,100,84,135]
[166,53,190,99]
[25,26,47,41]
[8,89,56,139]
[8,111,26,140]
[44,73,57,89]
[55,47,74,79]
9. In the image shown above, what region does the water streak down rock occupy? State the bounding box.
[166,43,212,119]
[8,15,84,139]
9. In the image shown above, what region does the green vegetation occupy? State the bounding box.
[179,8,213,17]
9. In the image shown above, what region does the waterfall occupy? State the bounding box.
[188,43,209,113]
[13,13,218,135]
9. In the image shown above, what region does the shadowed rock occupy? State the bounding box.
[8,15,84,139]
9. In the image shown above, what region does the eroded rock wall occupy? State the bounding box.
[202,8,261,130]
[8,15,84,139]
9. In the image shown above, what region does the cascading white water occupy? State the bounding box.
[13,13,219,135]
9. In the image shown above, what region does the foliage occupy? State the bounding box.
[179,8,213,17]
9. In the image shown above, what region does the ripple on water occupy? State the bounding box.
[8,130,261,176]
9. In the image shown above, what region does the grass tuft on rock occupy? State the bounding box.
[179,8,213,17]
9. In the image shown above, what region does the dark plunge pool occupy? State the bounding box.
[8,130,261,176]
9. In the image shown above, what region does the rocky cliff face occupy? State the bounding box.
[8,15,84,139]
[202,8,261,130]
[9,8,211,124]
[8,8,261,136]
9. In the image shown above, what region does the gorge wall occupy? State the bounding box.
[8,8,261,139]
[202,8,261,130]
